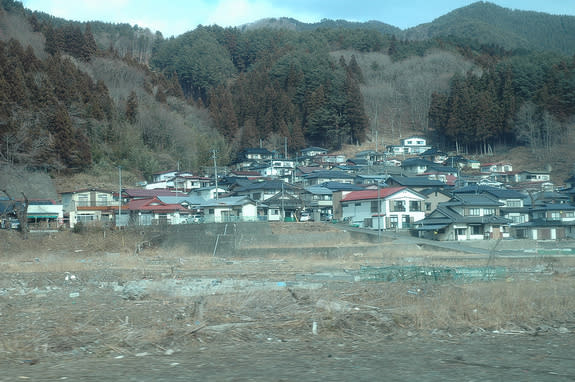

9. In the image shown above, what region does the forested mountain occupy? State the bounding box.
[240,17,401,36]
[406,2,575,55]
[1,0,575,184]
[0,0,224,180]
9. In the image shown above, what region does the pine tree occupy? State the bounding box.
[44,25,60,56]
[348,55,364,83]
[49,105,75,166]
[125,91,138,124]
[343,72,368,144]
[82,23,98,61]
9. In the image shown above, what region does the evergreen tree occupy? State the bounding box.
[82,23,98,61]
[347,54,364,83]
[343,72,368,144]
[48,105,75,166]
[125,91,138,124]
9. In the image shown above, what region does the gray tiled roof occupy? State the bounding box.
[388,176,445,187]
[453,185,525,199]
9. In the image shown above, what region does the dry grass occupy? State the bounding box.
[1,225,575,360]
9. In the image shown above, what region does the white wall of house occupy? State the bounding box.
[152,171,178,183]
[145,181,170,190]
[190,187,226,200]
[267,207,282,221]
[431,223,508,241]
[517,172,551,182]
[127,211,189,226]
[341,190,425,230]
[205,203,258,223]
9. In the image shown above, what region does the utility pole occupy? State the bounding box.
[377,181,381,242]
[212,149,219,200]
[118,166,122,228]
[281,181,285,221]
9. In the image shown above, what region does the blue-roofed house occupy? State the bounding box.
[158,195,206,212]
[419,148,448,164]
[452,185,530,225]
[511,203,575,240]
[232,180,300,203]
[301,170,355,187]
[385,176,447,192]
[415,194,511,241]
[302,185,334,221]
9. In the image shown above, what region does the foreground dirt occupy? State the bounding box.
[1,225,574,381]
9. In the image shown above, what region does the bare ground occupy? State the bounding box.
[1,223,575,381]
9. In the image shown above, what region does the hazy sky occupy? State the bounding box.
[21,0,575,38]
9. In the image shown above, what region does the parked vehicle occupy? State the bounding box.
[189,215,204,223]
[1,218,20,230]
[300,211,312,222]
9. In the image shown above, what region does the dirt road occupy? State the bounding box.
[2,333,574,381]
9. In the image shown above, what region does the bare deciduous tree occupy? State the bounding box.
[334,50,474,146]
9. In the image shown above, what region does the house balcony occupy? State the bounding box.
[74,201,121,211]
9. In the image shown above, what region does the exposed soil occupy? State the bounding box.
[1,224,574,381]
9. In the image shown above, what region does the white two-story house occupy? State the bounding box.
[340,186,426,230]
[60,188,120,228]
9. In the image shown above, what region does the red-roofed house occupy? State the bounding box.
[125,196,191,225]
[340,186,426,230]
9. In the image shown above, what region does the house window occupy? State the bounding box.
[511,215,525,224]
[507,200,522,207]
[470,225,483,235]
[425,202,432,211]
[565,211,575,218]
[77,194,89,207]
[371,201,380,213]
[392,201,405,212]
[409,200,421,212]
[355,203,361,207]
[389,215,398,228]
[455,228,466,237]
[468,208,480,216]
[77,214,95,222]
[97,194,109,206]
[550,212,561,220]
[402,215,410,228]
[252,192,261,200]
[208,209,214,214]
[271,209,279,215]
[483,208,495,216]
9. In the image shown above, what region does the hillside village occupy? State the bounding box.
[2,136,575,242]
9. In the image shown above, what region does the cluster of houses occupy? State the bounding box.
[2,136,575,242]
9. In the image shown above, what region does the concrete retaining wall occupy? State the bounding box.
[158,222,379,258]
